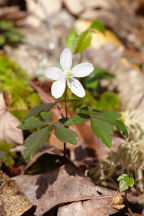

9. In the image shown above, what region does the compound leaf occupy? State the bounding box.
[90,110,128,147]
[17,119,46,130]
[61,113,90,126]
[23,102,57,120]
[24,126,49,158]
[54,121,77,145]
[40,112,52,122]
[91,117,113,147]
[117,174,134,192]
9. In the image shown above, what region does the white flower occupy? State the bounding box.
[44,48,94,99]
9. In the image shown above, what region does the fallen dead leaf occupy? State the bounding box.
[112,191,125,210]
[13,164,119,216]
[0,93,23,145]
[57,199,117,216]
[0,171,35,216]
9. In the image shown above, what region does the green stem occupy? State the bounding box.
[64,84,68,158]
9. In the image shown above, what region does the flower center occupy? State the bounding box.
[65,71,72,78]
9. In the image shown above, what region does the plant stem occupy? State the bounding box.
[64,84,68,158]
[124,189,134,216]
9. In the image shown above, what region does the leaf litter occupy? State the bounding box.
[0,93,23,145]
[13,164,119,216]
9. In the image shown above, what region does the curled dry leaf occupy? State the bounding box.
[0,93,23,145]
[13,164,119,216]
[111,192,125,210]
[0,171,35,216]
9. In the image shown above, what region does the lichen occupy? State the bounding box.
[88,110,144,192]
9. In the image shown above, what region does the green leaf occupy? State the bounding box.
[6,29,24,43]
[23,102,57,120]
[92,110,128,137]
[0,20,13,30]
[117,174,134,192]
[90,110,128,147]
[0,36,5,46]
[54,121,78,145]
[17,119,46,130]
[91,117,113,147]
[61,113,90,126]
[85,80,99,89]
[66,29,78,53]
[24,126,49,158]
[74,30,92,53]
[40,112,52,121]
[90,20,105,34]
[91,110,121,123]
[115,120,128,137]
[95,92,120,110]
[82,67,114,92]
[0,141,15,167]
[93,67,114,80]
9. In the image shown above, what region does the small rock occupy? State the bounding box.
[26,0,62,27]
[63,0,85,16]
[84,0,110,10]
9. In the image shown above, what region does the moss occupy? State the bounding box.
[0,140,15,167]
[95,92,120,110]
[0,56,41,119]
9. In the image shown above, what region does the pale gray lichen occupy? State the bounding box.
[88,110,144,192]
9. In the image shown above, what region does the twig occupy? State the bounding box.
[124,189,134,216]
[124,48,144,63]
[8,108,28,112]
[134,93,144,109]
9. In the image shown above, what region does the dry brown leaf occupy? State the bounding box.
[111,191,125,210]
[0,93,23,145]
[57,198,117,216]
[13,164,119,216]
[0,170,35,216]
[23,144,63,174]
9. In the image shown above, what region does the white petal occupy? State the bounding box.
[67,78,85,98]
[60,48,72,71]
[45,67,64,80]
[71,63,94,77]
[51,79,66,99]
